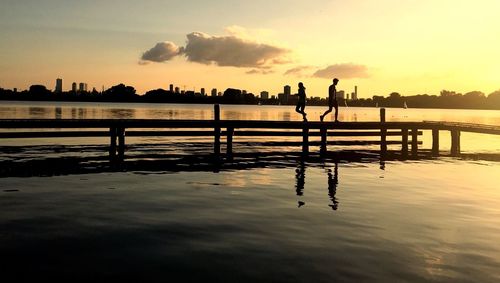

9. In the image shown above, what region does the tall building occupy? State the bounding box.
[260,91,269,100]
[352,86,358,100]
[283,85,291,104]
[174,87,180,94]
[72,82,77,92]
[200,88,206,96]
[211,88,217,97]
[169,84,174,92]
[55,78,63,93]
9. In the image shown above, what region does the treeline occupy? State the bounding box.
[1,84,500,110]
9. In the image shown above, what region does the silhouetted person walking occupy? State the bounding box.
[327,162,339,210]
[320,78,339,122]
[295,161,306,207]
[295,82,307,121]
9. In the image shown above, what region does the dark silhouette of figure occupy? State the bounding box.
[327,162,339,210]
[295,82,307,121]
[320,78,339,122]
[295,161,306,207]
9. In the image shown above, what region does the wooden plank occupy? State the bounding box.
[0,118,498,134]
[214,104,221,157]
[236,140,423,146]
[227,127,234,156]
[320,127,327,154]
[432,129,439,156]
[302,125,309,154]
[451,129,461,156]
[411,128,418,156]
[118,127,125,159]
[401,128,408,156]
[109,127,117,159]
[0,130,423,139]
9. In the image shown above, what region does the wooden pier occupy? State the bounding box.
[1,105,499,160]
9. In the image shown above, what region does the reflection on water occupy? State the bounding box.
[327,162,339,210]
[1,154,499,282]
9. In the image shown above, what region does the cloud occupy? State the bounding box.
[140,30,291,68]
[313,63,369,79]
[141,41,181,63]
[246,69,274,75]
[284,65,315,76]
[183,32,290,68]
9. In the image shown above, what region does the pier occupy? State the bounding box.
[1,105,499,160]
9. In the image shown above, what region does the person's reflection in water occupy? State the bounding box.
[295,161,306,207]
[327,162,339,211]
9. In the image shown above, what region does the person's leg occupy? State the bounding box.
[295,104,301,114]
[334,104,339,122]
[301,104,307,121]
[320,107,332,121]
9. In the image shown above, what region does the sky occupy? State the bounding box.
[1,0,499,98]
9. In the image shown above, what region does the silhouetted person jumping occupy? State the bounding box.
[320,78,339,122]
[295,82,307,121]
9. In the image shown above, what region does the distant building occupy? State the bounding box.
[284,85,291,103]
[55,78,63,93]
[175,87,180,94]
[346,93,350,100]
[13,88,17,93]
[260,91,269,100]
[211,88,217,97]
[218,92,222,96]
[242,90,247,95]
[352,86,358,100]
[337,90,345,99]
[200,88,205,96]
[169,84,174,92]
[72,82,77,92]
[278,93,286,104]
[79,83,87,92]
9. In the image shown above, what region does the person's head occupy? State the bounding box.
[298,82,304,88]
[333,78,339,85]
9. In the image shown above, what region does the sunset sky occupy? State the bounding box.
[1,0,499,98]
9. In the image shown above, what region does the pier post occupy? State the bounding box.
[320,126,327,155]
[109,127,117,159]
[302,125,309,155]
[451,129,461,156]
[401,128,408,157]
[118,127,125,159]
[411,128,418,156]
[214,104,221,157]
[226,127,234,157]
[380,108,387,154]
[432,129,439,156]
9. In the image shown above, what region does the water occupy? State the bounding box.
[1,101,500,282]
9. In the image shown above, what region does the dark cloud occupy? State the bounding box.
[284,65,315,76]
[141,41,181,63]
[313,63,369,79]
[140,31,290,68]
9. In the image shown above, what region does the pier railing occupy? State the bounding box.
[1,105,499,160]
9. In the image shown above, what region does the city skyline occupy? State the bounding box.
[1,1,499,98]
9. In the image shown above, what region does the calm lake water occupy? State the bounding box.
[1,101,499,282]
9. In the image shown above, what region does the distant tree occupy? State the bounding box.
[29,85,51,97]
[487,90,500,108]
[102,84,137,101]
[389,92,401,98]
